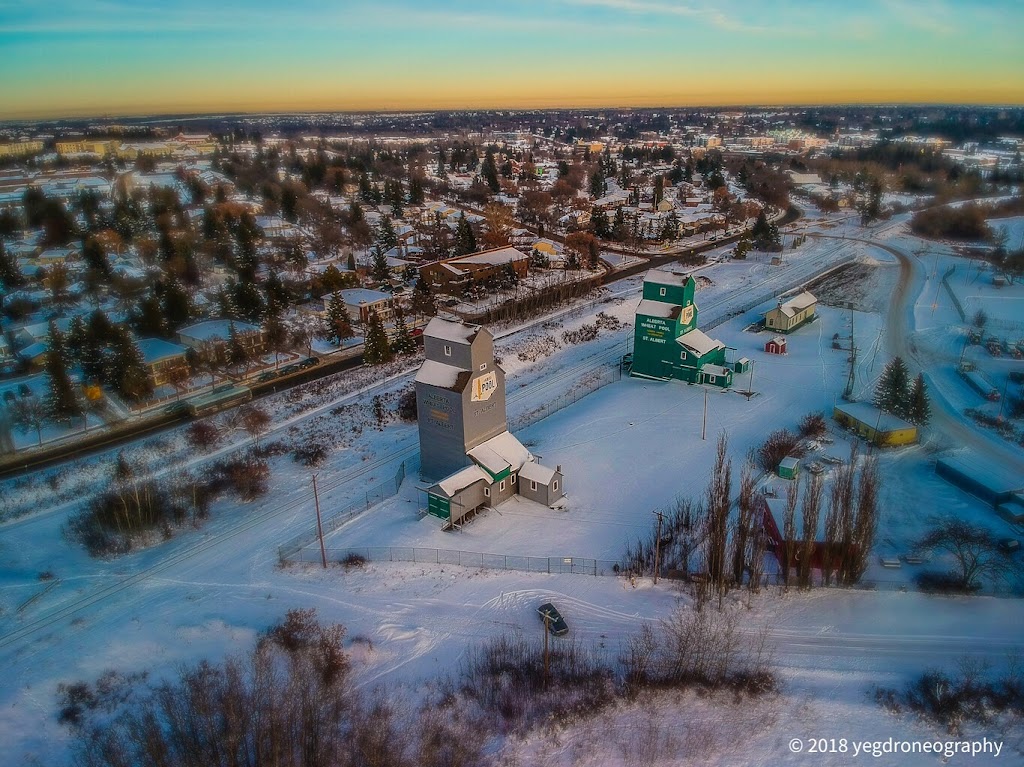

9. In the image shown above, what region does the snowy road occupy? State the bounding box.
[824,232,1024,469]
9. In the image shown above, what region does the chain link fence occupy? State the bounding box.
[293,545,622,575]
[277,456,417,561]
[509,361,622,433]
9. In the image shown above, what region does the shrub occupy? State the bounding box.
[340,552,367,569]
[185,421,221,452]
[757,429,805,473]
[798,412,828,439]
[397,387,418,421]
[293,441,329,467]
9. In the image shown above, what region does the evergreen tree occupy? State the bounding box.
[263,270,290,316]
[347,252,357,272]
[108,326,152,402]
[134,293,166,337]
[390,307,416,356]
[81,236,112,278]
[873,357,911,418]
[612,207,627,241]
[81,311,114,382]
[589,170,606,200]
[481,149,500,193]
[376,217,398,251]
[908,373,931,426]
[45,320,82,423]
[411,274,437,318]
[161,279,193,332]
[437,149,447,178]
[590,207,611,238]
[659,211,680,242]
[323,292,354,345]
[0,241,26,290]
[363,311,393,365]
[232,279,265,322]
[452,213,477,256]
[408,176,425,205]
[371,243,391,283]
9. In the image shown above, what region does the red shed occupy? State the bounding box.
[764,336,787,355]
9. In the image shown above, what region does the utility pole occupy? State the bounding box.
[844,306,856,399]
[746,360,755,400]
[652,509,665,584]
[543,612,550,687]
[312,473,327,569]
[702,389,708,440]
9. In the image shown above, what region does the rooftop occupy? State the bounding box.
[424,317,481,344]
[834,401,915,434]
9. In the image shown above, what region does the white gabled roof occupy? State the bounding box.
[676,328,724,356]
[415,360,463,389]
[700,363,731,377]
[468,431,532,475]
[451,246,529,266]
[434,465,491,497]
[778,291,817,317]
[424,317,480,344]
[636,299,681,320]
[519,461,557,485]
[644,268,690,287]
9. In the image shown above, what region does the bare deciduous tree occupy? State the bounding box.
[798,473,824,589]
[916,517,1012,591]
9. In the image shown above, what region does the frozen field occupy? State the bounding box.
[1,210,1022,765]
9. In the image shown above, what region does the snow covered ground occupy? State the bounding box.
[1,210,1022,765]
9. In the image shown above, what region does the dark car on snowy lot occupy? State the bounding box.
[537,602,569,636]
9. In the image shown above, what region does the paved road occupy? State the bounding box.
[815,232,1023,469]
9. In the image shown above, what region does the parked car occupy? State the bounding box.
[537,602,569,636]
[300,356,321,368]
[280,363,302,374]
[257,371,278,382]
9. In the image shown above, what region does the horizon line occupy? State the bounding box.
[4,100,1024,126]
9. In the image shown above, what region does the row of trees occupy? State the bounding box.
[625,433,880,602]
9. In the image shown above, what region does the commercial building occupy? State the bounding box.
[832,401,918,446]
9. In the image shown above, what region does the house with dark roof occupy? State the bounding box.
[420,246,530,295]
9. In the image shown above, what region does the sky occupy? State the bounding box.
[1,0,1022,120]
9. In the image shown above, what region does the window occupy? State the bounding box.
[530,480,537,491]
[479,363,486,371]
[499,480,506,492]
[443,344,452,356]
[484,486,490,497]
[511,473,516,484]
[552,480,558,492]
[708,375,716,383]
[659,287,666,296]
[767,318,774,326]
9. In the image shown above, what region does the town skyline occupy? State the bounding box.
[2,0,1023,120]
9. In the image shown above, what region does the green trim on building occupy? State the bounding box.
[426,493,451,520]
[631,271,731,387]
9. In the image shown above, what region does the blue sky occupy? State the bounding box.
[1,0,1021,118]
